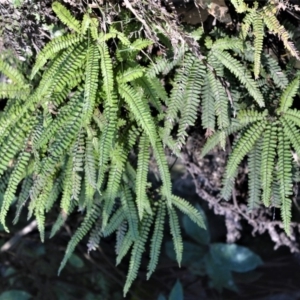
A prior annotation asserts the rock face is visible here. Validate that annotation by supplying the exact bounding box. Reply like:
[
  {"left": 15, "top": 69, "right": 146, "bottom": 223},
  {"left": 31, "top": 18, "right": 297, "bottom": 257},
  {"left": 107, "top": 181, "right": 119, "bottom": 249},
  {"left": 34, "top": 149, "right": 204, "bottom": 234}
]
[{"left": 170, "top": 0, "right": 232, "bottom": 25}]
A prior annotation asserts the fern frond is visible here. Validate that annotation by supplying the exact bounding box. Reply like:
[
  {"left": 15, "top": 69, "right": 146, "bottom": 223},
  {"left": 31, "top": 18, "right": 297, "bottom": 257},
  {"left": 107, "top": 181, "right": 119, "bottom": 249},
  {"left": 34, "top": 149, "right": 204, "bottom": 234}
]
[
  {"left": 237, "top": 109, "right": 267, "bottom": 125},
  {"left": 102, "top": 207, "right": 125, "bottom": 237},
  {"left": 278, "top": 77, "right": 299, "bottom": 113},
  {"left": 153, "top": 140, "right": 172, "bottom": 206},
  {"left": 52, "top": 1, "right": 81, "bottom": 33},
  {"left": 83, "top": 42, "right": 100, "bottom": 123},
  {"left": 98, "top": 43, "right": 117, "bottom": 106},
  {"left": 201, "top": 76, "right": 215, "bottom": 130},
  {"left": 147, "top": 201, "right": 166, "bottom": 280},
  {"left": 277, "top": 126, "right": 293, "bottom": 235},
  {"left": 282, "top": 117, "right": 300, "bottom": 158},
  {"left": 136, "top": 133, "right": 150, "bottom": 220},
  {"left": 253, "top": 14, "right": 264, "bottom": 79},
  {"left": 168, "top": 207, "right": 183, "bottom": 267},
  {"left": 85, "top": 138, "right": 97, "bottom": 189},
  {"left": 58, "top": 203, "right": 101, "bottom": 274},
  {"left": 201, "top": 120, "right": 244, "bottom": 157},
  {"left": 213, "top": 50, "right": 265, "bottom": 107},
  {"left": 263, "top": 54, "right": 288, "bottom": 89},
  {"left": 31, "top": 34, "right": 82, "bottom": 79},
  {"left": 117, "top": 66, "right": 145, "bottom": 84},
  {"left": 208, "top": 70, "right": 229, "bottom": 130},
  {"left": 248, "top": 140, "right": 262, "bottom": 210},
  {"left": 0, "top": 150, "right": 31, "bottom": 231},
  {"left": 118, "top": 83, "right": 157, "bottom": 146},
  {"left": 225, "top": 121, "right": 266, "bottom": 179},
  {"left": 121, "top": 185, "right": 139, "bottom": 240},
  {"left": 212, "top": 37, "right": 244, "bottom": 51},
  {"left": 263, "top": 5, "right": 300, "bottom": 60},
  {"left": 171, "top": 195, "right": 205, "bottom": 228},
  {"left": 116, "top": 231, "right": 134, "bottom": 265},
  {"left": 0, "top": 59, "right": 27, "bottom": 86},
  {"left": 123, "top": 214, "right": 153, "bottom": 296},
  {"left": 261, "top": 123, "right": 277, "bottom": 207},
  {"left": 176, "top": 60, "right": 204, "bottom": 148},
  {"left": 13, "top": 176, "right": 33, "bottom": 224},
  {"left": 0, "top": 83, "right": 30, "bottom": 100}
]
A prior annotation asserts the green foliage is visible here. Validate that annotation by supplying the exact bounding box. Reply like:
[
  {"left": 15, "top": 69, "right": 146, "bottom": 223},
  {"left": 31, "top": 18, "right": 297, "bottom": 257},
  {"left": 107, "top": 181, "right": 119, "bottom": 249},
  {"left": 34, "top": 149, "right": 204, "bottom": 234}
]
[
  {"left": 1, "top": 0, "right": 300, "bottom": 295},
  {"left": 166, "top": 206, "right": 263, "bottom": 292}
]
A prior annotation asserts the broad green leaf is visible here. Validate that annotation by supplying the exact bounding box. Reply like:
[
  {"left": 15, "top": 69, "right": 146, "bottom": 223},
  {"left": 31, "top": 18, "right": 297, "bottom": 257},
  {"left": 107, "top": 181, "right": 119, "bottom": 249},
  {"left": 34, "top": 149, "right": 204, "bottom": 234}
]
[
  {"left": 0, "top": 290, "right": 31, "bottom": 300},
  {"left": 169, "top": 280, "right": 183, "bottom": 300},
  {"left": 68, "top": 253, "right": 85, "bottom": 268},
  {"left": 210, "top": 243, "right": 263, "bottom": 273}
]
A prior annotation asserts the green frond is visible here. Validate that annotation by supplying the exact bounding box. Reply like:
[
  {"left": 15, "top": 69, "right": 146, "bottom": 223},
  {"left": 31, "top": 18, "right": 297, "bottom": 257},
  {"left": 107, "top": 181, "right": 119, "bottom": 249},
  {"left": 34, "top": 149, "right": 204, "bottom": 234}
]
[
  {"left": 52, "top": 1, "right": 81, "bottom": 33},
  {"left": 0, "top": 59, "right": 27, "bottom": 86},
  {"left": 201, "top": 76, "right": 215, "bottom": 130},
  {"left": 123, "top": 214, "right": 153, "bottom": 296},
  {"left": 97, "top": 106, "right": 117, "bottom": 189},
  {"left": 87, "top": 217, "right": 102, "bottom": 252},
  {"left": 240, "top": 10, "right": 256, "bottom": 39},
  {"left": 98, "top": 43, "right": 117, "bottom": 107},
  {"left": 134, "top": 76, "right": 166, "bottom": 113},
  {"left": 90, "top": 18, "right": 99, "bottom": 40},
  {"left": 58, "top": 203, "right": 101, "bottom": 274},
  {"left": 147, "top": 201, "right": 166, "bottom": 280},
  {"left": 130, "top": 39, "right": 153, "bottom": 51},
  {"left": 31, "top": 33, "right": 82, "bottom": 79},
  {"left": 85, "top": 138, "right": 97, "bottom": 189},
  {"left": 33, "top": 179, "right": 54, "bottom": 242},
  {"left": 263, "top": 6, "right": 300, "bottom": 60},
  {"left": 117, "top": 66, "right": 145, "bottom": 84},
  {"left": 0, "top": 83, "right": 30, "bottom": 100},
  {"left": 282, "top": 117, "right": 300, "bottom": 158},
  {"left": 176, "top": 60, "right": 205, "bottom": 148},
  {"left": 212, "top": 37, "right": 244, "bottom": 51},
  {"left": 225, "top": 121, "right": 266, "bottom": 179},
  {"left": 167, "top": 206, "right": 183, "bottom": 267},
  {"left": 81, "top": 13, "right": 90, "bottom": 35},
  {"left": 261, "top": 123, "right": 278, "bottom": 207},
  {"left": 221, "top": 168, "right": 238, "bottom": 200},
  {"left": 163, "top": 54, "right": 194, "bottom": 141},
  {"left": 201, "top": 120, "right": 244, "bottom": 157},
  {"left": 59, "top": 159, "right": 73, "bottom": 214},
  {"left": 213, "top": 50, "right": 265, "bottom": 107},
  {"left": 102, "top": 129, "right": 139, "bottom": 228},
  {"left": 247, "top": 140, "right": 262, "bottom": 210},
  {"left": 171, "top": 195, "right": 205, "bottom": 229},
  {"left": 253, "top": 14, "right": 264, "bottom": 79},
  {"left": 208, "top": 70, "right": 229, "bottom": 130},
  {"left": 116, "top": 231, "right": 134, "bottom": 265},
  {"left": 102, "top": 207, "right": 125, "bottom": 237},
  {"left": 13, "top": 176, "right": 33, "bottom": 224},
  {"left": 136, "top": 133, "right": 150, "bottom": 220},
  {"left": 83, "top": 42, "right": 100, "bottom": 123},
  {"left": 278, "top": 77, "right": 299, "bottom": 113},
  {"left": 121, "top": 185, "right": 139, "bottom": 240},
  {"left": 118, "top": 83, "right": 157, "bottom": 146},
  {"left": 0, "top": 150, "right": 31, "bottom": 231},
  {"left": 50, "top": 203, "right": 75, "bottom": 239},
  {"left": 153, "top": 140, "right": 173, "bottom": 206},
  {"left": 283, "top": 107, "right": 300, "bottom": 126},
  {"left": 263, "top": 54, "right": 288, "bottom": 89},
  {"left": 237, "top": 109, "right": 267, "bottom": 125},
  {"left": 277, "top": 126, "right": 293, "bottom": 235}
]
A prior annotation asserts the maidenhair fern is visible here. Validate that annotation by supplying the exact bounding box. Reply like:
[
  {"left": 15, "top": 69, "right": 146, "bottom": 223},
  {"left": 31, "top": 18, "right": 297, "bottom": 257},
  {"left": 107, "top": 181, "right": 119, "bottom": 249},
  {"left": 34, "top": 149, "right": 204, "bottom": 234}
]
[{"left": 1, "top": 0, "right": 300, "bottom": 295}]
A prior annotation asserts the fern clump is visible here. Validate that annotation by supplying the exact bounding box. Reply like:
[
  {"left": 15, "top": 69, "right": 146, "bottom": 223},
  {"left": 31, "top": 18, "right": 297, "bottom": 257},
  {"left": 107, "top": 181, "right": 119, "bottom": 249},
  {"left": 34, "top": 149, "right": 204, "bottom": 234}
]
[
  {"left": 203, "top": 77, "right": 300, "bottom": 235},
  {"left": 1, "top": 0, "right": 300, "bottom": 295},
  {"left": 0, "top": 2, "right": 206, "bottom": 295}
]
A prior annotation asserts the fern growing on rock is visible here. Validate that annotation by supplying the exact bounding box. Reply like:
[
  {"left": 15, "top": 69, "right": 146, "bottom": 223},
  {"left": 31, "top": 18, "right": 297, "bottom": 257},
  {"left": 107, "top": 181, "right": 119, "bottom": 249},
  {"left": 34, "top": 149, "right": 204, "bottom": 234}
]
[
  {"left": 1, "top": 0, "right": 300, "bottom": 295},
  {"left": 0, "top": 2, "right": 206, "bottom": 295}
]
